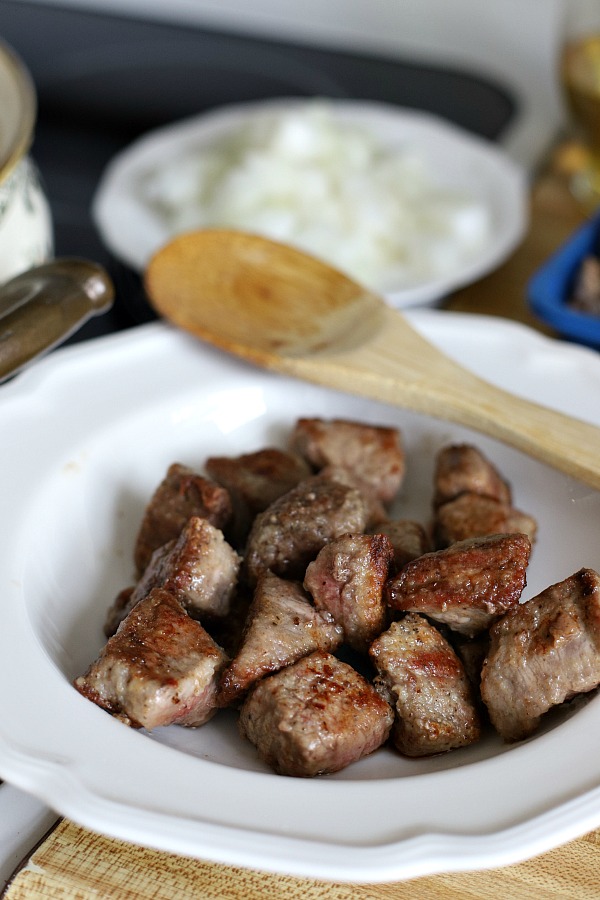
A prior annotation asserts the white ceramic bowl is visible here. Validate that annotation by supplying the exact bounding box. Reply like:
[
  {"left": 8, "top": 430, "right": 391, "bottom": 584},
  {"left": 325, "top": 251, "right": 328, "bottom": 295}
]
[
  {"left": 1, "top": 315, "right": 600, "bottom": 882},
  {"left": 92, "top": 98, "right": 527, "bottom": 308}
]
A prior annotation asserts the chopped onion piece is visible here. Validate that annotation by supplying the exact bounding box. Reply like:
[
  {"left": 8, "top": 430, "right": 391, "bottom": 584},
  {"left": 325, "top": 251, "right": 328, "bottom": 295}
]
[{"left": 139, "top": 102, "right": 491, "bottom": 292}]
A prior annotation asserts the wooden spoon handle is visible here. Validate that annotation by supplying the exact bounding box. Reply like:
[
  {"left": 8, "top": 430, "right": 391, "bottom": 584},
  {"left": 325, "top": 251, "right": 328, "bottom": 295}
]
[{"left": 268, "top": 310, "right": 600, "bottom": 490}]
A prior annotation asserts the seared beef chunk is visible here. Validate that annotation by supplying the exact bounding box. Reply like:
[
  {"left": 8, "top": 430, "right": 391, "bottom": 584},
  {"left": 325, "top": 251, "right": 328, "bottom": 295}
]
[
  {"left": 304, "top": 532, "right": 393, "bottom": 652},
  {"left": 239, "top": 650, "right": 393, "bottom": 776},
  {"left": 206, "top": 587, "right": 253, "bottom": 658},
  {"left": 75, "top": 418, "right": 600, "bottom": 777},
  {"left": 386, "top": 533, "right": 531, "bottom": 637},
  {"left": 433, "top": 493, "right": 538, "bottom": 549},
  {"left": 453, "top": 632, "right": 490, "bottom": 691},
  {"left": 107, "top": 586, "right": 134, "bottom": 630},
  {"left": 432, "top": 445, "right": 537, "bottom": 550},
  {"left": 370, "top": 614, "right": 481, "bottom": 757},
  {"left": 481, "top": 568, "right": 600, "bottom": 742},
  {"left": 290, "top": 417, "right": 405, "bottom": 504},
  {"left": 433, "top": 444, "right": 511, "bottom": 510},
  {"left": 206, "top": 448, "right": 311, "bottom": 547},
  {"left": 106, "top": 516, "right": 241, "bottom": 636},
  {"left": 218, "top": 572, "right": 343, "bottom": 707},
  {"left": 106, "top": 542, "right": 170, "bottom": 636},
  {"left": 134, "top": 463, "right": 232, "bottom": 574},
  {"left": 243, "top": 470, "right": 369, "bottom": 587},
  {"left": 75, "top": 588, "right": 228, "bottom": 730},
  {"left": 369, "top": 519, "right": 431, "bottom": 572},
  {"left": 320, "top": 465, "right": 388, "bottom": 529}
]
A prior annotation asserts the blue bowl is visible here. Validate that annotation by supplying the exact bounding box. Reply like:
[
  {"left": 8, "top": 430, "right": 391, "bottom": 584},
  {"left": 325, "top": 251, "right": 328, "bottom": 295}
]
[{"left": 528, "top": 214, "right": 600, "bottom": 349}]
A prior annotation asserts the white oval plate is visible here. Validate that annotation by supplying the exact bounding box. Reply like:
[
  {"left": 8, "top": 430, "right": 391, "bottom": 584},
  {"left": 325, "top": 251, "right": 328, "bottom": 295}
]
[
  {"left": 0, "top": 312, "right": 599, "bottom": 884},
  {"left": 92, "top": 99, "right": 527, "bottom": 308}
]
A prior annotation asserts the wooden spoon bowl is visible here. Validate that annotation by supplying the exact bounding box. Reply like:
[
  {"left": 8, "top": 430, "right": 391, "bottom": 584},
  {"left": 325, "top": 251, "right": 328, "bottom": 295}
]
[{"left": 145, "top": 229, "right": 600, "bottom": 490}]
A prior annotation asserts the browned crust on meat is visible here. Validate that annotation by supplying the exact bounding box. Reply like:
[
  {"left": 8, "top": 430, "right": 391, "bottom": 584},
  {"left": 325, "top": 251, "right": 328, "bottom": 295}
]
[
  {"left": 433, "top": 492, "right": 538, "bottom": 548},
  {"left": 370, "top": 613, "right": 481, "bottom": 757},
  {"left": 481, "top": 568, "right": 600, "bottom": 742},
  {"left": 206, "top": 448, "right": 311, "bottom": 546},
  {"left": 304, "top": 532, "right": 393, "bottom": 652},
  {"left": 75, "top": 588, "right": 229, "bottom": 730},
  {"left": 385, "top": 533, "right": 532, "bottom": 636},
  {"left": 243, "top": 471, "right": 369, "bottom": 586},
  {"left": 239, "top": 650, "right": 393, "bottom": 776},
  {"left": 217, "top": 573, "right": 343, "bottom": 706},
  {"left": 433, "top": 444, "right": 512, "bottom": 509},
  {"left": 134, "top": 463, "right": 232, "bottom": 574},
  {"left": 105, "top": 516, "right": 241, "bottom": 636},
  {"left": 290, "top": 417, "right": 405, "bottom": 503},
  {"left": 369, "top": 519, "right": 431, "bottom": 571}
]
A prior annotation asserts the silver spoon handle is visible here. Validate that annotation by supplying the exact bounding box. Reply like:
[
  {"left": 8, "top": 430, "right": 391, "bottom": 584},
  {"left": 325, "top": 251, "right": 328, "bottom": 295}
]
[{"left": 0, "top": 259, "right": 114, "bottom": 382}]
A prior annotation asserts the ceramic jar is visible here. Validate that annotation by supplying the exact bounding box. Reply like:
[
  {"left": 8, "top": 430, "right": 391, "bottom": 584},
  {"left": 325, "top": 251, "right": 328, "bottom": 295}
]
[{"left": 0, "top": 40, "right": 53, "bottom": 284}]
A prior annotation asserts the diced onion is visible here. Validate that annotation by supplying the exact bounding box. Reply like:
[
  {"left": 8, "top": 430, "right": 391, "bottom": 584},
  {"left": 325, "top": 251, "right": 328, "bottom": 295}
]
[{"left": 139, "top": 102, "right": 491, "bottom": 292}]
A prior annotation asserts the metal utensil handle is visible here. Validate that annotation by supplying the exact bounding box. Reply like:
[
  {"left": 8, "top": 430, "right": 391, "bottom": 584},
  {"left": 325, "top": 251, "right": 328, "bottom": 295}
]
[{"left": 0, "top": 258, "right": 114, "bottom": 382}]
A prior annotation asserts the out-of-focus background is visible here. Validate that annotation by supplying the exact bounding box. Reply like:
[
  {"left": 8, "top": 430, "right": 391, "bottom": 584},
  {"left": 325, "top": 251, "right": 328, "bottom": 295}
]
[
  {"left": 0, "top": 0, "right": 566, "bottom": 169},
  {"left": 0, "top": 0, "right": 569, "bottom": 329},
  {"left": 85, "top": 0, "right": 566, "bottom": 168}
]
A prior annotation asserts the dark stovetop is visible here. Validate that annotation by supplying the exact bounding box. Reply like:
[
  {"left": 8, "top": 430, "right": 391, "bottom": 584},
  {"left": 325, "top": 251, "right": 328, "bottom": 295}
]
[{"left": 0, "top": 0, "right": 517, "bottom": 343}]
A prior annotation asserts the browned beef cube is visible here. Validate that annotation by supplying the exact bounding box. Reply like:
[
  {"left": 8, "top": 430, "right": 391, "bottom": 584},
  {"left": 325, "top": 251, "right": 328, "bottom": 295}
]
[
  {"left": 218, "top": 572, "right": 343, "bottom": 707},
  {"left": 205, "top": 448, "right": 311, "bottom": 546},
  {"left": 481, "top": 568, "right": 600, "bottom": 742},
  {"left": 243, "top": 471, "right": 369, "bottom": 587},
  {"left": 290, "top": 417, "right": 405, "bottom": 504},
  {"left": 320, "top": 465, "right": 388, "bottom": 529},
  {"left": 239, "top": 651, "right": 393, "bottom": 776},
  {"left": 369, "top": 519, "right": 431, "bottom": 572},
  {"left": 107, "top": 586, "right": 134, "bottom": 630},
  {"left": 75, "top": 588, "right": 228, "bottom": 730},
  {"left": 106, "top": 545, "right": 171, "bottom": 637},
  {"left": 453, "top": 632, "right": 490, "bottom": 691},
  {"left": 304, "top": 532, "right": 393, "bottom": 652},
  {"left": 433, "top": 444, "right": 511, "bottom": 510},
  {"left": 433, "top": 492, "right": 538, "bottom": 549},
  {"left": 205, "top": 586, "right": 253, "bottom": 658},
  {"left": 370, "top": 614, "right": 481, "bottom": 757},
  {"left": 134, "top": 463, "right": 232, "bottom": 574},
  {"left": 106, "top": 516, "right": 241, "bottom": 636},
  {"left": 386, "top": 533, "right": 531, "bottom": 637}
]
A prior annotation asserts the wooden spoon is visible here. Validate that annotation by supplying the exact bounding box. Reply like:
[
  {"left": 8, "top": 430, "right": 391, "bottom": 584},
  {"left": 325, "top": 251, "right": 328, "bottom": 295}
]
[{"left": 145, "top": 229, "right": 600, "bottom": 490}]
